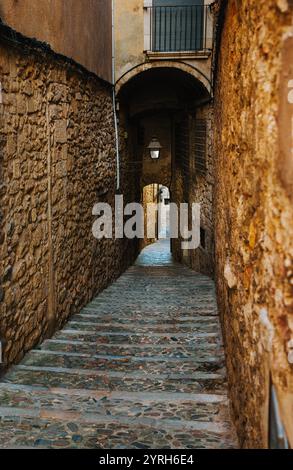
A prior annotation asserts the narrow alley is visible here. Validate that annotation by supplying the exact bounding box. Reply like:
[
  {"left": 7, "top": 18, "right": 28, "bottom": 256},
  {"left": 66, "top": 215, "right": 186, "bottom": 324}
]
[
  {"left": 0, "top": 0, "right": 292, "bottom": 454},
  {"left": 0, "top": 241, "right": 237, "bottom": 448}
]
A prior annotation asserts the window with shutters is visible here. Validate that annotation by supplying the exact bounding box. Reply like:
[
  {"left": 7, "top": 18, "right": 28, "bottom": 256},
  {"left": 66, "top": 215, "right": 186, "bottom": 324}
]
[
  {"left": 192, "top": 118, "right": 207, "bottom": 175},
  {"left": 175, "top": 118, "right": 189, "bottom": 174},
  {"left": 175, "top": 117, "right": 190, "bottom": 201},
  {"left": 144, "top": 0, "right": 214, "bottom": 53},
  {"left": 152, "top": 0, "right": 205, "bottom": 52}
]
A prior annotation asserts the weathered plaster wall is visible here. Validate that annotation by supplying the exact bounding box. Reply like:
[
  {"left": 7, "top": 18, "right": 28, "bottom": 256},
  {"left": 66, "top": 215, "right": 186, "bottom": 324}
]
[
  {"left": 0, "top": 0, "right": 112, "bottom": 82},
  {"left": 0, "top": 33, "right": 137, "bottom": 368},
  {"left": 214, "top": 0, "right": 293, "bottom": 448},
  {"left": 115, "top": 0, "right": 145, "bottom": 82}
]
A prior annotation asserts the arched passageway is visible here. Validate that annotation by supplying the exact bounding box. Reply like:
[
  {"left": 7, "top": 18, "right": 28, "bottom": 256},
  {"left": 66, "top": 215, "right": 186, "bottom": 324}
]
[
  {"left": 117, "top": 66, "right": 214, "bottom": 276},
  {"left": 141, "top": 183, "right": 171, "bottom": 250}
]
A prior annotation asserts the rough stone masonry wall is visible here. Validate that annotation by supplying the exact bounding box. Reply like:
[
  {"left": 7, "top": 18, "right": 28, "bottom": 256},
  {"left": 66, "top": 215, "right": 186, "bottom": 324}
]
[
  {"left": 214, "top": 0, "right": 293, "bottom": 448},
  {"left": 0, "top": 31, "right": 137, "bottom": 368}
]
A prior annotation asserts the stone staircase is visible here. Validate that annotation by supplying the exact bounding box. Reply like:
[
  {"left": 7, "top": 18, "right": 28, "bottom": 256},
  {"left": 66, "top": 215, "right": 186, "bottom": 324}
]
[{"left": 0, "top": 241, "right": 238, "bottom": 449}]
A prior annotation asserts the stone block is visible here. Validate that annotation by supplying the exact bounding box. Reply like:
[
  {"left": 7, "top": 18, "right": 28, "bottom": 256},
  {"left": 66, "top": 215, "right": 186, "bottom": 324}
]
[{"left": 55, "top": 119, "right": 67, "bottom": 144}]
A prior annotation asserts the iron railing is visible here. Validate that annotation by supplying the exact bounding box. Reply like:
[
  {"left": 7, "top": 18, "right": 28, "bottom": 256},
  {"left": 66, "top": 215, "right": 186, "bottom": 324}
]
[{"left": 145, "top": 5, "right": 212, "bottom": 53}]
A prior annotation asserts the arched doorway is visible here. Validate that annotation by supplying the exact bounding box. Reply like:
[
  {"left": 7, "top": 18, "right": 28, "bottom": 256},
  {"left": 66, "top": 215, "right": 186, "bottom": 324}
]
[{"left": 141, "top": 183, "right": 171, "bottom": 252}]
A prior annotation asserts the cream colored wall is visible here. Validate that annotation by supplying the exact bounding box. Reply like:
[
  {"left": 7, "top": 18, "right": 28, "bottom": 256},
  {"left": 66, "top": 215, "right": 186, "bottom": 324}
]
[
  {"left": 0, "top": 0, "right": 113, "bottom": 82},
  {"left": 115, "top": 0, "right": 145, "bottom": 82},
  {"left": 114, "top": 0, "right": 213, "bottom": 87}
]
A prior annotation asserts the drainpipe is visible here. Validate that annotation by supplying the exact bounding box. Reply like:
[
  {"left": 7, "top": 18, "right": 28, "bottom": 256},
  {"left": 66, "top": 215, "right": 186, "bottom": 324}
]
[{"left": 112, "top": 0, "right": 120, "bottom": 192}]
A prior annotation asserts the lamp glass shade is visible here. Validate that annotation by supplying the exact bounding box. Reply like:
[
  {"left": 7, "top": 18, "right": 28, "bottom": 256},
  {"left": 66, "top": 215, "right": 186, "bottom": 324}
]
[
  {"left": 147, "top": 137, "right": 162, "bottom": 160},
  {"left": 150, "top": 149, "right": 160, "bottom": 159}
]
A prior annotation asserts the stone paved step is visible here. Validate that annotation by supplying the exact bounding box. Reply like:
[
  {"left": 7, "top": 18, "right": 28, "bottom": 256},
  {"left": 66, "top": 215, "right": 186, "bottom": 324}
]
[
  {"left": 0, "top": 411, "right": 231, "bottom": 434},
  {"left": 92, "top": 292, "right": 216, "bottom": 297},
  {"left": 81, "top": 307, "right": 217, "bottom": 315},
  {"left": 38, "top": 339, "right": 224, "bottom": 357},
  {"left": 0, "top": 416, "right": 236, "bottom": 449},
  {"left": 4, "top": 367, "right": 227, "bottom": 393},
  {"left": 91, "top": 297, "right": 216, "bottom": 302},
  {"left": 54, "top": 330, "right": 221, "bottom": 346},
  {"left": 74, "top": 313, "right": 219, "bottom": 325},
  {"left": 81, "top": 306, "right": 218, "bottom": 316},
  {"left": 0, "top": 383, "right": 229, "bottom": 407},
  {"left": 63, "top": 321, "right": 219, "bottom": 334},
  {"left": 20, "top": 350, "right": 226, "bottom": 374},
  {"left": 0, "top": 385, "right": 232, "bottom": 427}
]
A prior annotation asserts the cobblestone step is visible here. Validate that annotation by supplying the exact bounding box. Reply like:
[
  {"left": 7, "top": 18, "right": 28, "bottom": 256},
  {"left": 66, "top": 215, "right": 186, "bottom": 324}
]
[
  {"left": 4, "top": 366, "right": 227, "bottom": 393},
  {"left": 0, "top": 384, "right": 232, "bottom": 426},
  {"left": 82, "top": 306, "right": 218, "bottom": 316},
  {"left": 64, "top": 320, "right": 219, "bottom": 334},
  {"left": 88, "top": 296, "right": 216, "bottom": 303},
  {"left": 0, "top": 416, "right": 236, "bottom": 449},
  {"left": 20, "top": 350, "right": 226, "bottom": 374},
  {"left": 38, "top": 339, "right": 224, "bottom": 357},
  {"left": 53, "top": 329, "right": 221, "bottom": 346},
  {"left": 0, "top": 383, "right": 229, "bottom": 406},
  {"left": 0, "top": 411, "right": 232, "bottom": 433},
  {"left": 75, "top": 313, "right": 219, "bottom": 325},
  {"left": 82, "top": 306, "right": 217, "bottom": 314}
]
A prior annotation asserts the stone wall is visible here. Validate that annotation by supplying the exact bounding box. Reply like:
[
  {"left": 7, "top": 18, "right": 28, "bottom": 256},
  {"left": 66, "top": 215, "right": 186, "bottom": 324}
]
[
  {"left": 0, "top": 28, "right": 137, "bottom": 368},
  {"left": 214, "top": 0, "right": 293, "bottom": 448}
]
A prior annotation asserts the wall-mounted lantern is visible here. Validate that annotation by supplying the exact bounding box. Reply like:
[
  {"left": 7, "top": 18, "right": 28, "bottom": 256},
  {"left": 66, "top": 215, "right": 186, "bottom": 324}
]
[{"left": 147, "top": 136, "right": 162, "bottom": 160}]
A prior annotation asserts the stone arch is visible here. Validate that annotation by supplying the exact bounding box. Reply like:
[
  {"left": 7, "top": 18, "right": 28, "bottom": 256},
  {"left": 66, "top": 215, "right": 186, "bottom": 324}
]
[{"left": 115, "top": 60, "right": 212, "bottom": 96}]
